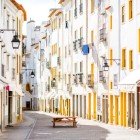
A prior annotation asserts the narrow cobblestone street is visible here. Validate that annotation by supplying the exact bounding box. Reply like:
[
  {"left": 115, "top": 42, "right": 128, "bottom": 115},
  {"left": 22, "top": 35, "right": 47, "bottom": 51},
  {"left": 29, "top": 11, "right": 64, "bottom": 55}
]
[{"left": 0, "top": 111, "right": 140, "bottom": 140}]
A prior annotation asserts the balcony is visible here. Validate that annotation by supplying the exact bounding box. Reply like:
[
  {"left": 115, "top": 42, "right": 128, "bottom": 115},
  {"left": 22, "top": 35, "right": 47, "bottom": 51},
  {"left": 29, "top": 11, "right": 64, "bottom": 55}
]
[
  {"left": 79, "top": 3, "right": 83, "bottom": 14},
  {"left": 12, "top": 68, "right": 15, "bottom": 80},
  {"left": 87, "top": 74, "right": 94, "bottom": 88},
  {"left": 73, "top": 40, "right": 77, "bottom": 52},
  {"left": 1, "top": 64, "right": 5, "bottom": 77},
  {"left": 78, "top": 38, "right": 83, "bottom": 49},
  {"left": 57, "top": 57, "right": 61, "bottom": 66},
  {"left": 99, "top": 28, "right": 106, "bottom": 42},
  {"left": 78, "top": 73, "right": 83, "bottom": 84},
  {"left": 73, "top": 74, "right": 78, "bottom": 85},
  {"left": 46, "top": 61, "right": 51, "bottom": 69},
  {"left": 74, "top": 8, "right": 77, "bottom": 17}
]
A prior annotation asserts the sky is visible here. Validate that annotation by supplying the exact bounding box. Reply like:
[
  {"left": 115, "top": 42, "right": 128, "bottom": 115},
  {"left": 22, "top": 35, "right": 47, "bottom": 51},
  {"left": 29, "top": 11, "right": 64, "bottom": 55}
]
[{"left": 16, "top": 0, "right": 59, "bottom": 34}]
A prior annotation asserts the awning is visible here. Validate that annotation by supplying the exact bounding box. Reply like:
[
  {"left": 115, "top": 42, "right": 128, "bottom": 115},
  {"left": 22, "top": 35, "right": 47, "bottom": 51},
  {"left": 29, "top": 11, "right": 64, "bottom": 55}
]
[{"left": 118, "top": 69, "right": 140, "bottom": 92}]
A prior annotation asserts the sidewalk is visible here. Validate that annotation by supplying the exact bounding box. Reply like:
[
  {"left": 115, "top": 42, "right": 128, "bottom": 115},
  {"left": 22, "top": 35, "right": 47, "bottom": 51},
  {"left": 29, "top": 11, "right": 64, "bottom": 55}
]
[{"left": 0, "top": 114, "right": 35, "bottom": 140}]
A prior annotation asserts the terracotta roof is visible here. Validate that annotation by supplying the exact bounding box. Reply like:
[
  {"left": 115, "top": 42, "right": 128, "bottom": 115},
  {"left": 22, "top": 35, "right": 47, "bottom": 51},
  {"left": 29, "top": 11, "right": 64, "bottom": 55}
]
[
  {"left": 55, "top": 11, "right": 62, "bottom": 16},
  {"left": 44, "top": 22, "right": 51, "bottom": 27},
  {"left": 10, "top": 0, "right": 27, "bottom": 21},
  {"left": 48, "top": 9, "right": 57, "bottom": 17},
  {"left": 58, "top": 0, "right": 65, "bottom": 4}
]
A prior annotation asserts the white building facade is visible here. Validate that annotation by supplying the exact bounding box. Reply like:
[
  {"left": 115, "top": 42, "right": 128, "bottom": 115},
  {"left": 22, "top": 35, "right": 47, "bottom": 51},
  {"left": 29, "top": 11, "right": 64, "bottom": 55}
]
[{"left": 0, "top": 0, "right": 26, "bottom": 131}]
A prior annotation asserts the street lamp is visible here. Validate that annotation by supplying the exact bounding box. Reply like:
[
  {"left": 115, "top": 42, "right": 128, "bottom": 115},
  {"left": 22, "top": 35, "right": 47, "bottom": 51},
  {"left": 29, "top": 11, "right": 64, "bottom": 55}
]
[
  {"left": 0, "top": 29, "right": 20, "bottom": 49},
  {"left": 30, "top": 71, "right": 35, "bottom": 78},
  {"left": 102, "top": 61, "right": 109, "bottom": 71},
  {"left": 11, "top": 34, "right": 20, "bottom": 49},
  {"left": 101, "top": 56, "right": 120, "bottom": 71}
]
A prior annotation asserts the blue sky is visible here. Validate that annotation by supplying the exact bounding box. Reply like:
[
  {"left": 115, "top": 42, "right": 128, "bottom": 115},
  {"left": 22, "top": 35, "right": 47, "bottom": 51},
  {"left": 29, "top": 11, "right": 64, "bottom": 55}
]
[{"left": 16, "top": 0, "right": 58, "bottom": 34}]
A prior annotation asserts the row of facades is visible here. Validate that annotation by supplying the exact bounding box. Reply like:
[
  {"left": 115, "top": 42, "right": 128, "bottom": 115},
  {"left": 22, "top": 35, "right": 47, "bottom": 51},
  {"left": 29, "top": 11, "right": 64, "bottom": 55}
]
[
  {"left": 0, "top": 0, "right": 26, "bottom": 132},
  {"left": 23, "top": 0, "right": 140, "bottom": 130}
]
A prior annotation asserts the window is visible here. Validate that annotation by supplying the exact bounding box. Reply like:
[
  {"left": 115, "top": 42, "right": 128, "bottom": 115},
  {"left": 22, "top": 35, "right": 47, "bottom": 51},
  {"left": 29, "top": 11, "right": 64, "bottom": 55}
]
[
  {"left": 122, "top": 5, "right": 125, "bottom": 23},
  {"left": 17, "top": 17, "right": 19, "bottom": 34},
  {"left": 65, "top": 74, "right": 66, "bottom": 84},
  {"left": 58, "top": 47, "right": 60, "bottom": 56},
  {"left": 69, "top": 11, "right": 71, "bottom": 21},
  {"left": 65, "top": 46, "right": 67, "bottom": 58},
  {"left": 80, "top": 0, "right": 83, "bottom": 14},
  {"left": 59, "top": 18, "right": 61, "bottom": 28},
  {"left": 109, "top": 15, "right": 112, "bottom": 29},
  {"left": 68, "top": 74, "right": 71, "bottom": 84},
  {"left": 75, "top": 0, "right": 77, "bottom": 8},
  {"left": 109, "top": 48, "right": 113, "bottom": 65},
  {"left": 75, "top": 30, "right": 77, "bottom": 40},
  {"left": 17, "top": 55, "right": 19, "bottom": 74},
  {"left": 7, "top": 15, "right": 10, "bottom": 29},
  {"left": 122, "top": 49, "right": 126, "bottom": 68},
  {"left": 91, "top": 30, "right": 94, "bottom": 43},
  {"left": 80, "top": 27, "right": 83, "bottom": 38},
  {"left": 68, "top": 44, "right": 71, "bottom": 55},
  {"left": 59, "top": 72, "right": 61, "bottom": 81},
  {"left": 138, "top": 29, "right": 140, "bottom": 53},
  {"left": 75, "top": 63, "right": 77, "bottom": 73},
  {"left": 129, "top": 0, "right": 133, "bottom": 19},
  {"left": 91, "top": 0, "right": 94, "bottom": 13},
  {"left": 80, "top": 61, "right": 83, "bottom": 72},
  {"left": 7, "top": 55, "right": 9, "bottom": 70},
  {"left": 19, "top": 20, "right": 21, "bottom": 36},
  {"left": 129, "top": 50, "right": 133, "bottom": 69},
  {"left": 114, "top": 74, "right": 118, "bottom": 86},
  {"left": 12, "top": 19, "right": 15, "bottom": 31}
]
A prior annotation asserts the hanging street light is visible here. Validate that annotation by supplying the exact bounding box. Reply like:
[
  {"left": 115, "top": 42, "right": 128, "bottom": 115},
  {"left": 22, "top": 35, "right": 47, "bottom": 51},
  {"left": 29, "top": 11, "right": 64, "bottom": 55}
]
[
  {"left": 103, "top": 61, "right": 109, "bottom": 71},
  {"left": 30, "top": 71, "right": 35, "bottom": 78},
  {"left": 11, "top": 34, "right": 20, "bottom": 49}
]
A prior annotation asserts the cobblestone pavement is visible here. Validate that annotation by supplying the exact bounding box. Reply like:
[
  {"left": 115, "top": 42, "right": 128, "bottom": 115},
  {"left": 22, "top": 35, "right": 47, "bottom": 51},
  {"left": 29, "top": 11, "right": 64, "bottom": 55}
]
[{"left": 0, "top": 111, "right": 140, "bottom": 140}]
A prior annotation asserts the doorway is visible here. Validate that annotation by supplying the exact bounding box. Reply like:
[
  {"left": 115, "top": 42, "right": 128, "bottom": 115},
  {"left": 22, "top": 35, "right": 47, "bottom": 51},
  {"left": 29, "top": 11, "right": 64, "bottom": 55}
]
[
  {"left": 128, "top": 93, "right": 134, "bottom": 128},
  {"left": 114, "top": 96, "right": 119, "bottom": 125},
  {"left": 102, "top": 95, "right": 108, "bottom": 123},
  {"left": 73, "top": 95, "right": 75, "bottom": 116},
  {"left": 137, "top": 87, "right": 140, "bottom": 129},
  {"left": 8, "top": 91, "right": 13, "bottom": 125},
  {"left": 84, "top": 96, "right": 86, "bottom": 118},
  {"left": 80, "top": 95, "right": 82, "bottom": 117},
  {"left": 26, "top": 101, "right": 30, "bottom": 110},
  {"left": 88, "top": 93, "right": 91, "bottom": 119}
]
